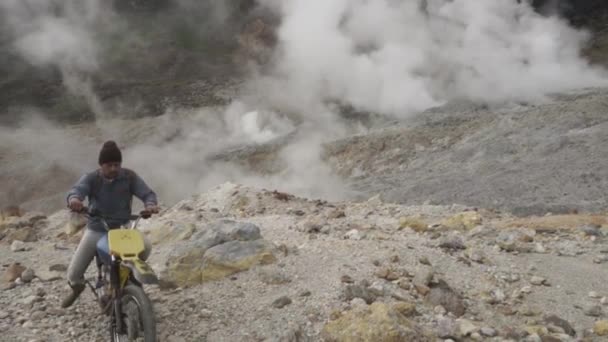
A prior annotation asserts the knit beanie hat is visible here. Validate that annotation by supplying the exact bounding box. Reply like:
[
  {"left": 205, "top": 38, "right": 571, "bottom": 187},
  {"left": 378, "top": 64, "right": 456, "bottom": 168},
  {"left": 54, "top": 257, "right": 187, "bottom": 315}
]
[{"left": 98, "top": 140, "right": 122, "bottom": 165}]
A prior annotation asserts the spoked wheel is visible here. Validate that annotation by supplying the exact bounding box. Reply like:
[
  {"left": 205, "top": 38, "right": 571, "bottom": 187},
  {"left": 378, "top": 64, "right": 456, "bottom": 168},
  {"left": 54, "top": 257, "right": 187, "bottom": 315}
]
[{"left": 110, "top": 284, "right": 157, "bottom": 342}]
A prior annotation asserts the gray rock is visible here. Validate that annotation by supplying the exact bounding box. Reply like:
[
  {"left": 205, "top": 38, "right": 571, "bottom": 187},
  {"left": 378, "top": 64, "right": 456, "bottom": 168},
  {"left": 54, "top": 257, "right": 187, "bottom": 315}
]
[
  {"left": 413, "top": 268, "right": 434, "bottom": 288},
  {"left": 22, "top": 212, "right": 46, "bottom": 225},
  {"left": 0, "top": 311, "right": 8, "bottom": 319},
  {"left": 49, "top": 264, "right": 67, "bottom": 272},
  {"left": 555, "top": 241, "right": 583, "bottom": 257},
  {"left": 480, "top": 327, "right": 497, "bottom": 337},
  {"left": 458, "top": 319, "right": 478, "bottom": 336},
  {"left": 21, "top": 269, "right": 35, "bottom": 283},
  {"left": 271, "top": 322, "right": 310, "bottom": 342},
  {"left": 272, "top": 296, "right": 292, "bottom": 309},
  {"left": 29, "top": 311, "right": 45, "bottom": 321},
  {"left": 436, "top": 317, "right": 459, "bottom": 339},
  {"left": 428, "top": 280, "right": 466, "bottom": 317},
  {"left": 259, "top": 268, "right": 291, "bottom": 285},
  {"left": 199, "top": 309, "right": 212, "bottom": 319},
  {"left": 419, "top": 256, "right": 431, "bottom": 265},
  {"left": 342, "top": 284, "right": 377, "bottom": 304},
  {"left": 530, "top": 276, "right": 546, "bottom": 286},
  {"left": 544, "top": 314, "right": 575, "bottom": 336},
  {"left": 580, "top": 225, "right": 601, "bottom": 237},
  {"left": 593, "top": 255, "right": 608, "bottom": 264},
  {"left": 368, "top": 281, "right": 386, "bottom": 297},
  {"left": 583, "top": 304, "right": 602, "bottom": 317},
  {"left": 10, "top": 240, "right": 27, "bottom": 252},
  {"left": 206, "top": 219, "right": 262, "bottom": 242},
  {"left": 22, "top": 295, "right": 40, "bottom": 306},
  {"left": 439, "top": 237, "right": 466, "bottom": 250},
  {"left": 496, "top": 232, "right": 518, "bottom": 252},
  {"left": 168, "top": 220, "right": 263, "bottom": 262},
  {"left": 299, "top": 290, "right": 311, "bottom": 297},
  {"left": 344, "top": 229, "right": 364, "bottom": 240}
]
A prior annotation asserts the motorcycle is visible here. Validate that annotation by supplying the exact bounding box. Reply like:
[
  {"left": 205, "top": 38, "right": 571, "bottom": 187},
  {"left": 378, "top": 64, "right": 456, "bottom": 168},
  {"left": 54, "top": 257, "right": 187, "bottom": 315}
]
[{"left": 80, "top": 208, "right": 158, "bottom": 342}]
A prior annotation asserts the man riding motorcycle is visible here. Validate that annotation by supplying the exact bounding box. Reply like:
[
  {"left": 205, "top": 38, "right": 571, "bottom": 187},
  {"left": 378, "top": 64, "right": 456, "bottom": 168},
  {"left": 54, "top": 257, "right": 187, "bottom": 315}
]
[{"left": 62, "top": 140, "right": 159, "bottom": 308}]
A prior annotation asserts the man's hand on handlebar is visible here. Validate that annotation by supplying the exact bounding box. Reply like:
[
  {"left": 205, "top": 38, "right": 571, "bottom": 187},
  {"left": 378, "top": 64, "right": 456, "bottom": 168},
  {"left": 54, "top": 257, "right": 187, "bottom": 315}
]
[
  {"left": 142, "top": 205, "right": 159, "bottom": 218},
  {"left": 144, "top": 205, "right": 159, "bottom": 214},
  {"left": 68, "top": 197, "right": 84, "bottom": 212}
]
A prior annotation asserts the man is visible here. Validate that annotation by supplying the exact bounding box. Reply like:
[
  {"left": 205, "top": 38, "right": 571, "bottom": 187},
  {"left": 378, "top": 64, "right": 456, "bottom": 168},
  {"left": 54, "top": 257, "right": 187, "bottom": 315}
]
[{"left": 62, "top": 140, "right": 159, "bottom": 308}]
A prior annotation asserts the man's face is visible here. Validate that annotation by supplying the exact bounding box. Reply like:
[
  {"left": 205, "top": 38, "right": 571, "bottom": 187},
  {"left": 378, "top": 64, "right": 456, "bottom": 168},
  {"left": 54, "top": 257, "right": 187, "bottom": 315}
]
[{"left": 100, "top": 162, "right": 121, "bottom": 179}]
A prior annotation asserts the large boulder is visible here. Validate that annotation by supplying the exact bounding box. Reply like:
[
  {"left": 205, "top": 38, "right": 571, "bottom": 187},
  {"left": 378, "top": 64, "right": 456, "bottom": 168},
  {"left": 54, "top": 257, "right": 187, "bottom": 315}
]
[
  {"left": 321, "top": 302, "right": 433, "bottom": 342},
  {"left": 0, "top": 210, "right": 46, "bottom": 243},
  {"left": 161, "top": 219, "right": 276, "bottom": 287}
]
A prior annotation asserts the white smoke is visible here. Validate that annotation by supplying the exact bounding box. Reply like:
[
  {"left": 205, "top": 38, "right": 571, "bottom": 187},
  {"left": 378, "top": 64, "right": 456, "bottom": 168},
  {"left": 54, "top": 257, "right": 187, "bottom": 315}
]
[{"left": 254, "top": 0, "right": 607, "bottom": 117}]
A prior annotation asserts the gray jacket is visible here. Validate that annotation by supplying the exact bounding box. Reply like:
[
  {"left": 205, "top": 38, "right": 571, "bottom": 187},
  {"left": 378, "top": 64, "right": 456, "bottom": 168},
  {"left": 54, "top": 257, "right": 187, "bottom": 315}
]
[{"left": 67, "top": 168, "right": 158, "bottom": 232}]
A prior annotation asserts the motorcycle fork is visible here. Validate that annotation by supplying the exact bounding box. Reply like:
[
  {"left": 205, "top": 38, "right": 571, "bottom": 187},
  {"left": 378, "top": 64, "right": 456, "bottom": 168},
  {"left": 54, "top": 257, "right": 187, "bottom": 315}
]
[{"left": 110, "top": 256, "right": 124, "bottom": 333}]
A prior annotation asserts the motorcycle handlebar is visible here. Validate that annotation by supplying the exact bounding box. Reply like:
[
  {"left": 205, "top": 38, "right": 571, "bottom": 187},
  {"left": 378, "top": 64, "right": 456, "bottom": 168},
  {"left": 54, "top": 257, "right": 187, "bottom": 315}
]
[{"left": 71, "top": 206, "right": 153, "bottom": 221}]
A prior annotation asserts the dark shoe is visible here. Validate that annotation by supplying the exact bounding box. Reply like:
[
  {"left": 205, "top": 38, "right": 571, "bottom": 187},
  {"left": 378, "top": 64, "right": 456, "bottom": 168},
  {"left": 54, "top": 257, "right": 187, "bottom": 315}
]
[{"left": 61, "top": 283, "right": 85, "bottom": 308}]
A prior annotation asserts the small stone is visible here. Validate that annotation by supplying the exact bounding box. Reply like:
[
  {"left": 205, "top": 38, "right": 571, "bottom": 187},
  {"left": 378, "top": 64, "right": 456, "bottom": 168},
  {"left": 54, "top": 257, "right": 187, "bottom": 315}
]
[
  {"left": 601, "top": 297, "right": 607, "bottom": 305},
  {"left": 594, "top": 255, "right": 608, "bottom": 264},
  {"left": 49, "top": 264, "right": 68, "bottom": 272},
  {"left": 436, "top": 317, "right": 458, "bottom": 339},
  {"left": 520, "top": 305, "right": 541, "bottom": 317},
  {"left": 30, "top": 311, "right": 45, "bottom": 321},
  {"left": 470, "top": 332, "right": 482, "bottom": 341},
  {"left": 521, "top": 286, "right": 533, "bottom": 294},
  {"left": 467, "top": 249, "right": 485, "bottom": 263},
  {"left": 0, "top": 311, "right": 8, "bottom": 319},
  {"left": 22, "top": 295, "right": 40, "bottom": 306},
  {"left": 490, "top": 289, "right": 506, "bottom": 304},
  {"left": 22, "top": 320, "right": 34, "bottom": 329},
  {"left": 393, "top": 302, "right": 417, "bottom": 317},
  {"left": 580, "top": 225, "right": 601, "bottom": 236},
  {"left": 413, "top": 268, "right": 434, "bottom": 288},
  {"left": 35, "top": 288, "right": 46, "bottom": 297},
  {"left": 480, "top": 327, "right": 497, "bottom": 337},
  {"left": 530, "top": 276, "right": 546, "bottom": 286},
  {"left": 299, "top": 290, "right": 311, "bottom": 297},
  {"left": 350, "top": 298, "right": 367, "bottom": 309},
  {"left": 368, "top": 281, "right": 385, "bottom": 297},
  {"left": 342, "top": 284, "right": 377, "bottom": 304},
  {"left": 396, "top": 278, "right": 412, "bottom": 290},
  {"left": 419, "top": 256, "right": 431, "bottom": 265},
  {"left": 434, "top": 305, "right": 447, "bottom": 315},
  {"left": 534, "top": 243, "right": 547, "bottom": 254},
  {"left": 458, "top": 319, "right": 478, "bottom": 336},
  {"left": 199, "top": 309, "right": 212, "bottom": 319},
  {"left": 428, "top": 280, "right": 466, "bottom": 317},
  {"left": 589, "top": 291, "right": 601, "bottom": 298},
  {"left": 594, "top": 320, "right": 608, "bottom": 336},
  {"left": 583, "top": 304, "right": 602, "bottom": 317},
  {"left": 272, "top": 296, "right": 292, "bottom": 309},
  {"left": 344, "top": 229, "right": 363, "bottom": 240},
  {"left": 10, "top": 240, "right": 27, "bottom": 252},
  {"left": 340, "top": 274, "right": 355, "bottom": 284},
  {"left": 439, "top": 237, "right": 466, "bottom": 250},
  {"left": 327, "top": 209, "right": 346, "bottom": 219},
  {"left": 21, "top": 269, "right": 35, "bottom": 283},
  {"left": 525, "top": 333, "right": 542, "bottom": 342},
  {"left": 544, "top": 315, "right": 575, "bottom": 336}
]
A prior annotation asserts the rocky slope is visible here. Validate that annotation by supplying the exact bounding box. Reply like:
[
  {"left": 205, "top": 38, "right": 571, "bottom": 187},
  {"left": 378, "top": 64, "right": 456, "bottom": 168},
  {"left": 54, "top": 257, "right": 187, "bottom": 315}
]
[{"left": 1, "top": 183, "right": 608, "bottom": 341}]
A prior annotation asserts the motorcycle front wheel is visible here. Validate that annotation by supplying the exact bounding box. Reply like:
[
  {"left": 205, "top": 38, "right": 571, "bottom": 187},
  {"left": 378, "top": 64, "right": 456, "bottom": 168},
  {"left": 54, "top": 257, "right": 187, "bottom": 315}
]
[{"left": 110, "top": 284, "right": 157, "bottom": 342}]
